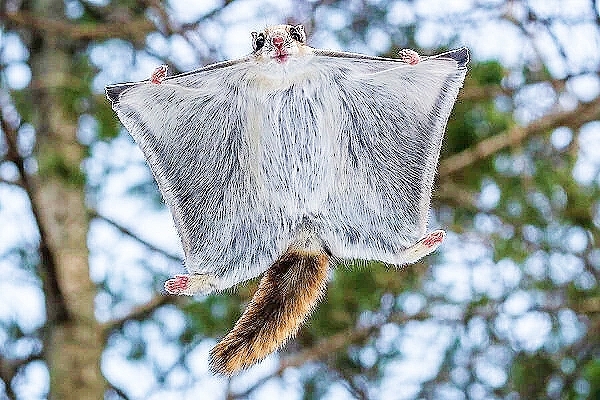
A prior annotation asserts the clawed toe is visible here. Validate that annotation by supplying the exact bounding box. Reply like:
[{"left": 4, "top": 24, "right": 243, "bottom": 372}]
[
  {"left": 151, "top": 65, "right": 168, "bottom": 84},
  {"left": 164, "top": 274, "right": 190, "bottom": 295},
  {"left": 164, "top": 273, "right": 218, "bottom": 296},
  {"left": 422, "top": 230, "right": 445, "bottom": 248},
  {"left": 399, "top": 49, "right": 420, "bottom": 65}
]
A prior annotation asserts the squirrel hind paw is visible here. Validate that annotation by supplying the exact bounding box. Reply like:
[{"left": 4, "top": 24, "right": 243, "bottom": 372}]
[
  {"left": 393, "top": 229, "right": 446, "bottom": 265},
  {"left": 164, "top": 273, "right": 218, "bottom": 296},
  {"left": 421, "top": 229, "right": 446, "bottom": 249},
  {"left": 164, "top": 275, "right": 189, "bottom": 295}
]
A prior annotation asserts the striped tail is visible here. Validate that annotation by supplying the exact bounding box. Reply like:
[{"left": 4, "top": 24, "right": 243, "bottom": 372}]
[{"left": 209, "top": 234, "right": 329, "bottom": 375}]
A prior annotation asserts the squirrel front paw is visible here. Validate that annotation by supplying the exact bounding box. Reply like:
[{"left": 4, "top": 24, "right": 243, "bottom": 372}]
[
  {"left": 399, "top": 49, "right": 420, "bottom": 65},
  {"left": 150, "top": 65, "right": 168, "bottom": 84}
]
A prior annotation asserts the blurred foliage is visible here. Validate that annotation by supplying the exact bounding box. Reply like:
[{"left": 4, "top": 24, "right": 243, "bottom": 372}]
[
  {"left": 37, "top": 149, "right": 86, "bottom": 186},
  {"left": 1, "top": 0, "right": 599, "bottom": 399},
  {"left": 510, "top": 353, "right": 555, "bottom": 398}
]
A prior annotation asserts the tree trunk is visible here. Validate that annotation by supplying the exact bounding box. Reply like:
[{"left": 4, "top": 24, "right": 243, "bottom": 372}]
[{"left": 27, "top": 0, "right": 105, "bottom": 398}]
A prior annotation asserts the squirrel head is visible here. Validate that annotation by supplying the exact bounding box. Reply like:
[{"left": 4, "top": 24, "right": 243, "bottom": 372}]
[{"left": 250, "top": 24, "right": 312, "bottom": 64}]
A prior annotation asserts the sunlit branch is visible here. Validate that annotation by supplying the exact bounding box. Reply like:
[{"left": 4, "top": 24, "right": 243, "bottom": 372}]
[
  {"left": 459, "top": 84, "right": 509, "bottom": 101},
  {"left": 439, "top": 95, "right": 600, "bottom": 177},
  {"left": 436, "top": 181, "right": 477, "bottom": 210}
]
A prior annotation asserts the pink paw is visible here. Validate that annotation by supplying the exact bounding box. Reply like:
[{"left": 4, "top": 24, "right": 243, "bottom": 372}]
[
  {"left": 422, "top": 230, "right": 445, "bottom": 248},
  {"left": 399, "top": 49, "right": 420, "bottom": 65},
  {"left": 164, "top": 274, "right": 189, "bottom": 295},
  {"left": 150, "top": 65, "right": 168, "bottom": 84}
]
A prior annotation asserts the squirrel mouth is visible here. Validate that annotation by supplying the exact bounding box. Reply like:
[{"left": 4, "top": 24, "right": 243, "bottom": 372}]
[{"left": 274, "top": 52, "right": 289, "bottom": 63}]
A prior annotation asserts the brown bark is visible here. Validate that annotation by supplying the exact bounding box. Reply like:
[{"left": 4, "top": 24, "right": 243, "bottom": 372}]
[
  {"left": 3, "top": 9, "right": 154, "bottom": 41},
  {"left": 26, "top": 0, "right": 105, "bottom": 398}
]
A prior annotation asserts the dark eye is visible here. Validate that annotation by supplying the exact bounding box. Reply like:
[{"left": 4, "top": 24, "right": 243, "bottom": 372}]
[
  {"left": 253, "top": 33, "right": 265, "bottom": 52},
  {"left": 289, "top": 26, "right": 305, "bottom": 43}
]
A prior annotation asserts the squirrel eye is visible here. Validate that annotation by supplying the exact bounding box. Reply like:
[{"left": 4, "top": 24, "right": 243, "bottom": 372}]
[
  {"left": 253, "top": 33, "right": 266, "bottom": 51},
  {"left": 289, "top": 26, "right": 305, "bottom": 43}
]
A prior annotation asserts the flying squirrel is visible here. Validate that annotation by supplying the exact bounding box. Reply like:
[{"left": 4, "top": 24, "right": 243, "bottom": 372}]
[{"left": 106, "top": 24, "right": 468, "bottom": 375}]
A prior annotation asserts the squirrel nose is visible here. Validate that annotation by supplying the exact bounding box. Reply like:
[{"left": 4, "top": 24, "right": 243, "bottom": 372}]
[{"left": 272, "top": 36, "right": 284, "bottom": 47}]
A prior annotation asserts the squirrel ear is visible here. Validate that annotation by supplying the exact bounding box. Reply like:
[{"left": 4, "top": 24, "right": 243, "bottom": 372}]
[
  {"left": 290, "top": 24, "right": 306, "bottom": 43},
  {"left": 250, "top": 31, "right": 265, "bottom": 52},
  {"left": 298, "top": 25, "right": 306, "bottom": 41}
]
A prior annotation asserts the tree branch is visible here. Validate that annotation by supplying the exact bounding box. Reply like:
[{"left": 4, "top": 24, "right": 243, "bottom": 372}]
[
  {"left": 2, "top": 10, "right": 154, "bottom": 41},
  {"left": 279, "top": 325, "right": 378, "bottom": 371},
  {"left": 106, "top": 383, "right": 132, "bottom": 400},
  {"left": 0, "top": 177, "right": 23, "bottom": 187},
  {"left": 459, "top": 84, "right": 510, "bottom": 101},
  {"left": 0, "top": 353, "right": 42, "bottom": 400},
  {"left": 439, "top": 96, "right": 600, "bottom": 177},
  {"left": 89, "top": 210, "right": 182, "bottom": 263},
  {"left": 101, "top": 294, "right": 180, "bottom": 333},
  {"left": 0, "top": 104, "right": 70, "bottom": 323},
  {"left": 233, "top": 311, "right": 431, "bottom": 399}
]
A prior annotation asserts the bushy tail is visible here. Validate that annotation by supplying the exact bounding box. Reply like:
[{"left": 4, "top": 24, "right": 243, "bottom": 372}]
[{"left": 209, "top": 236, "right": 330, "bottom": 375}]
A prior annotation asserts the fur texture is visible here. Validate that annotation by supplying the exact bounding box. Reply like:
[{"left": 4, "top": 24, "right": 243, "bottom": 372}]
[
  {"left": 106, "top": 44, "right": 468, "bottom": 290},
  {"left": 106, "top": 24, "right": 468, "bottom": 375},
  {"left": 210, "top": 233, "right": 329, "bottom": 375}
]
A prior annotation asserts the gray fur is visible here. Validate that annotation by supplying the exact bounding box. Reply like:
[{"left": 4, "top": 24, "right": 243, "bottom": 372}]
[{"left": 106, "top": 36, "right": 467, "bottom": 291}]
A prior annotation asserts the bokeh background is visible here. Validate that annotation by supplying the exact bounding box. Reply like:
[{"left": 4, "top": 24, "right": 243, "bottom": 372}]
[{"left": 1, "top": 0, "right": 599, "bottom": 399}]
